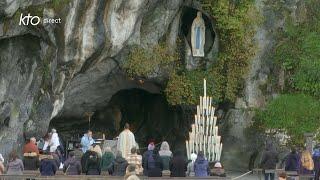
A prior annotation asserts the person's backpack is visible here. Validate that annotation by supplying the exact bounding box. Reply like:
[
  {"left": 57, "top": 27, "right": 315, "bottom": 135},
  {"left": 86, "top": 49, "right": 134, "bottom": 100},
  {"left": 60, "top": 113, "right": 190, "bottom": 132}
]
[{"left": 147, "top": 153, "right": 156, "bottom": 169}]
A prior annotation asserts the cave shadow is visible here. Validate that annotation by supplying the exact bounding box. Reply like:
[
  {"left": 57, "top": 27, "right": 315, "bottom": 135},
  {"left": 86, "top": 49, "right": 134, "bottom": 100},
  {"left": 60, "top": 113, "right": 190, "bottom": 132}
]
[{"left": 50, "top": 88, "right": 194, "bottom": 153}]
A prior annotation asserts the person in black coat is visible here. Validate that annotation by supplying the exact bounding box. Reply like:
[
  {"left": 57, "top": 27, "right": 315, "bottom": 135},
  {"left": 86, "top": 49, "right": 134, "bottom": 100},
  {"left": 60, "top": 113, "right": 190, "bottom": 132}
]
[
  {"left": 108, "top": 151, "right": 128, "bottom": 176},
  {"left": 147, "top": 149, "right": 163, "bottom": 177},
  {"left": 39, "top": 153, "right": 58, "bottom": 176},
  {"left": 284, "top": 148, "right": 300, "bottom": 172},
  {"left": 170, "top": 151, "right": 187, "bottom": 177},
  {"left": 142, "top": 143, "right": 155, "bottom": 176},
  {"left": 83, "top": 150, "right": 101, "bottom": 175},
  {"left": 260, "top": 143, "right": 278, "bottom": 180},
  {"left": 23, "top": 153, "right": 40, "bottom": 170}
]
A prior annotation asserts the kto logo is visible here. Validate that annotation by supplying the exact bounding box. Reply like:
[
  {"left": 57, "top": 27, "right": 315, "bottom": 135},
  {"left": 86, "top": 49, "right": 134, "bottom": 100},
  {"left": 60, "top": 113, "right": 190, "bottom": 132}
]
[{"left": 19, "top": 13, "right": 41, "bottom": 25}]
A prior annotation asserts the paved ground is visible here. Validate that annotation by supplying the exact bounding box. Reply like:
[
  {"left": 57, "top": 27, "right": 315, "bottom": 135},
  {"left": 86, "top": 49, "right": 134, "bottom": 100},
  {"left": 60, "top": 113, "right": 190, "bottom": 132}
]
[{"left": 227, "top": 171, "right": 274, "bottom": 180}]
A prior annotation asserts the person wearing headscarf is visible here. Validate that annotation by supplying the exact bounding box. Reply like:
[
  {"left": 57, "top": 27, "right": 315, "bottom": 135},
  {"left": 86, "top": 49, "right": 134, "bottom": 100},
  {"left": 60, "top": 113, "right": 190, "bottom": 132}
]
[
  {"left": 194, "top": 151, "right": 210, "bottom": 177},
  {"left": 142, "top": 142, "right": 155, "bottom": 176},
  {"left": 158, "top": 141, "right": 172, "bottom": 172},
  {"left": 187, "top": 153, "right": 197, "bottom": 176},
  {"left": 101, "top": 146, "right": 115, "bottom": 172}
]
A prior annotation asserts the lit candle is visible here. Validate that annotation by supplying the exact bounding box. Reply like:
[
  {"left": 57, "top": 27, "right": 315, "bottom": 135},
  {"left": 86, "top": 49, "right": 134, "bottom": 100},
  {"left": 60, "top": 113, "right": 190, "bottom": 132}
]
[
  {"left": 219, "top": 143, "right": 223, "bottom": 161},
  {"left": 204, "top": 79, "right": 206, "bottom": 97},
  {"left": 200, "top": 96, "right": 203, "bottom": 115},
  {"left": 186, "top": 141, "right": 190, "bottom": 160},
  {"left": 197, "top": 105, "right": 199, "bottom": 116}
]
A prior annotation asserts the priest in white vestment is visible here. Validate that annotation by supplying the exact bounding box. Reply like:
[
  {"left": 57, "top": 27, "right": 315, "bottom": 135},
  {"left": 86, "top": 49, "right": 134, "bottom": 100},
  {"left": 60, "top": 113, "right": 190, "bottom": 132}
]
[{"left": 117, "top": 123, "right": 137, "bottom": 159}]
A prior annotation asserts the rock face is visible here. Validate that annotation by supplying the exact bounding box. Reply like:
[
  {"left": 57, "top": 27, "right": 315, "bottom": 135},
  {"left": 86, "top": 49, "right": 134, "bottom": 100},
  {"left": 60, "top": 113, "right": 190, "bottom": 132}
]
[
  {"left": 221, "top": 0, "right": 308, "bottom": 170},
  {"left": 0, "top": 0, "right": 218, "bottom": 158},
  {"left": 0, "top": 0, "right": 306, "bottom": 170}
]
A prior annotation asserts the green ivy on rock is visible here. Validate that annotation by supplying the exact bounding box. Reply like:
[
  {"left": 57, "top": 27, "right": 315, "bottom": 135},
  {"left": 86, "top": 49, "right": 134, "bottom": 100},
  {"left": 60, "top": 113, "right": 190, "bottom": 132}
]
[
  {"left": 165, "top": 0, "right": 258, "bottom": 105},
  {"left": 251, "top": 0, "right": 320, "bottom": 146},
  {"left": 255, "top": 94, "right": 320, "bottom": 145},
  {"left": 123, "top": 44, "right": 179, "bottom": 78}
]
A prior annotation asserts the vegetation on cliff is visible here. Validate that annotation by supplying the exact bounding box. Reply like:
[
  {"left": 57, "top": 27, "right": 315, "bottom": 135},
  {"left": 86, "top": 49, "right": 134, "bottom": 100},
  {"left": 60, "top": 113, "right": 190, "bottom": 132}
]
[
  {"left": 254, "top": 0, "right": 320, "bottom": 145},
  {"left": 165, "top": 0, "right": 258, "bottom": 105},
  {"left": 124, "top": 0, "right": 258, "bottom": 105}
]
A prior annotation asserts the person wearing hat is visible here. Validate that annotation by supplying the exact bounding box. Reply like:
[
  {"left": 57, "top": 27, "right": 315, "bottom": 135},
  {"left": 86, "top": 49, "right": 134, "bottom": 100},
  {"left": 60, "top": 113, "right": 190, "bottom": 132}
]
[
  {"left": 210, "top": 162, "right": 226, "bottom": 177},
  {"left": 142, "top": 142, "right": 155, "bottom": 176}
]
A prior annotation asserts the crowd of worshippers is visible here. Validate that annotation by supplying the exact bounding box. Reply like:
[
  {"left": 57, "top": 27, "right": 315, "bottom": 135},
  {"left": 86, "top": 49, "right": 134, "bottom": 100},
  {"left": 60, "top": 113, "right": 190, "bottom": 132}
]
[
  {"left": 0, "top": 124, "right": 226, "bottom": 179},
  {"left": 259, "top": 142, "right": 320, "bottom": 180}
]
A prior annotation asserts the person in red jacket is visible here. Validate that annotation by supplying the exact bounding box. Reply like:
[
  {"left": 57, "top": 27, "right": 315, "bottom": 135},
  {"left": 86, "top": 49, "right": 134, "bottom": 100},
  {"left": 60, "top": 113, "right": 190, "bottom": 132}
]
[{"left": 23, "top": 137, "right": 39, "bottom": 155}]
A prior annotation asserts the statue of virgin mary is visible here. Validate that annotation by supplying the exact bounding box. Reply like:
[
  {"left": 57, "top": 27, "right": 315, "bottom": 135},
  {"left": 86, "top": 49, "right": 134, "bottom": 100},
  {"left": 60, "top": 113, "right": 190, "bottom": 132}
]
[{"left": 191, "top": 11, "right": 205, "bottom": 57}]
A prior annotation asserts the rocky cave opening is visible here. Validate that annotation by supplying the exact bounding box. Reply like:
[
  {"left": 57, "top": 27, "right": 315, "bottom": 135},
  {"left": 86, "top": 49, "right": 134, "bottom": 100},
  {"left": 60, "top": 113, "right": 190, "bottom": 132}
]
[{"left": 49, "top": 88, "right": 193, "bottom": 152}]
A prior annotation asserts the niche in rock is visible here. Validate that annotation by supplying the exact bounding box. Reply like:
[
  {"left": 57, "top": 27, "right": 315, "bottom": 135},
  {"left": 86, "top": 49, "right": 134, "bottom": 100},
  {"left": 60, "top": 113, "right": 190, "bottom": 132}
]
[
  {"left": 181, "top": 7, "right": 215, "bottom": 56},
  {"left": 50, "top": 88, "right": 193, "bottom": 151}
]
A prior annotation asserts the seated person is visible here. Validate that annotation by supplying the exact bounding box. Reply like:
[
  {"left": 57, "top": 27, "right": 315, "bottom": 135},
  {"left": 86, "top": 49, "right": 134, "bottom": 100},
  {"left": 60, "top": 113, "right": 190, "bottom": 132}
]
[
  {"left": 108, "top": 151, "right": 128, "bottom": 176},
  {"left": 210, "top": 162, "right": 226, "bottom": 177},
  {"left": 82, "top": 146, "right": 101, "bottom": 175},
  {"left": 23, "top": 137, "right": 39, "bottom": 155},
  {"left": 63, "top": 151, "right": 82, "bottom": 175},
  {"left": 39, "top": 151, "right": 57, "bottom": 176},
  {"left": 23, "top": 152, "right": 39, "bottom": 170}
]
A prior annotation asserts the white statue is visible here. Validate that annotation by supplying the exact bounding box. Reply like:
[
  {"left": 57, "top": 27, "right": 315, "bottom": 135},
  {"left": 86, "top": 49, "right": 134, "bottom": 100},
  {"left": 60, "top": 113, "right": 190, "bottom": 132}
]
[{"left": 191, "top": 11, "right": 206, "bottom": 57}]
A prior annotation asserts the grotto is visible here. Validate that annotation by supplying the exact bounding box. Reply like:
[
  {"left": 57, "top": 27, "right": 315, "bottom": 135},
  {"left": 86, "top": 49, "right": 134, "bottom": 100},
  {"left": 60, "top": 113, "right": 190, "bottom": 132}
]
[
  {"left": 50, "top": 88, "right": 193, "bottom": 152},
  {"left": 0, "top": 0, "right": 316, "bottom": 175}
]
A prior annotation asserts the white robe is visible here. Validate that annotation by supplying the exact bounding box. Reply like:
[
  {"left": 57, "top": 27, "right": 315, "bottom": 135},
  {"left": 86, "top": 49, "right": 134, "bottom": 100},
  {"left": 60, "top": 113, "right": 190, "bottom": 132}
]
[
  {"left": 117, "top": 129, "right": 137, "bottom": 158},
  {"left": 50, "top": 133, "right": 60, "bottom": 147}
]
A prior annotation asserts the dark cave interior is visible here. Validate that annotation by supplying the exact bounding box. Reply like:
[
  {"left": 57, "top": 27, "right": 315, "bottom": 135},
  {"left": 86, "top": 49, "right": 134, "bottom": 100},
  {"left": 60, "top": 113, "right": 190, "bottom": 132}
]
[{"left": 50, "top": 88, "right": 194, "bottom": 152}]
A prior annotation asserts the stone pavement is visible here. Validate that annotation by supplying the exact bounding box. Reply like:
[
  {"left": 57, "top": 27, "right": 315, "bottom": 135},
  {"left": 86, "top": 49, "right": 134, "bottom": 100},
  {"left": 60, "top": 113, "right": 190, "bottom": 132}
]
[{"left": 227, "top": 171, "right": 267, "bottom": 180}]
